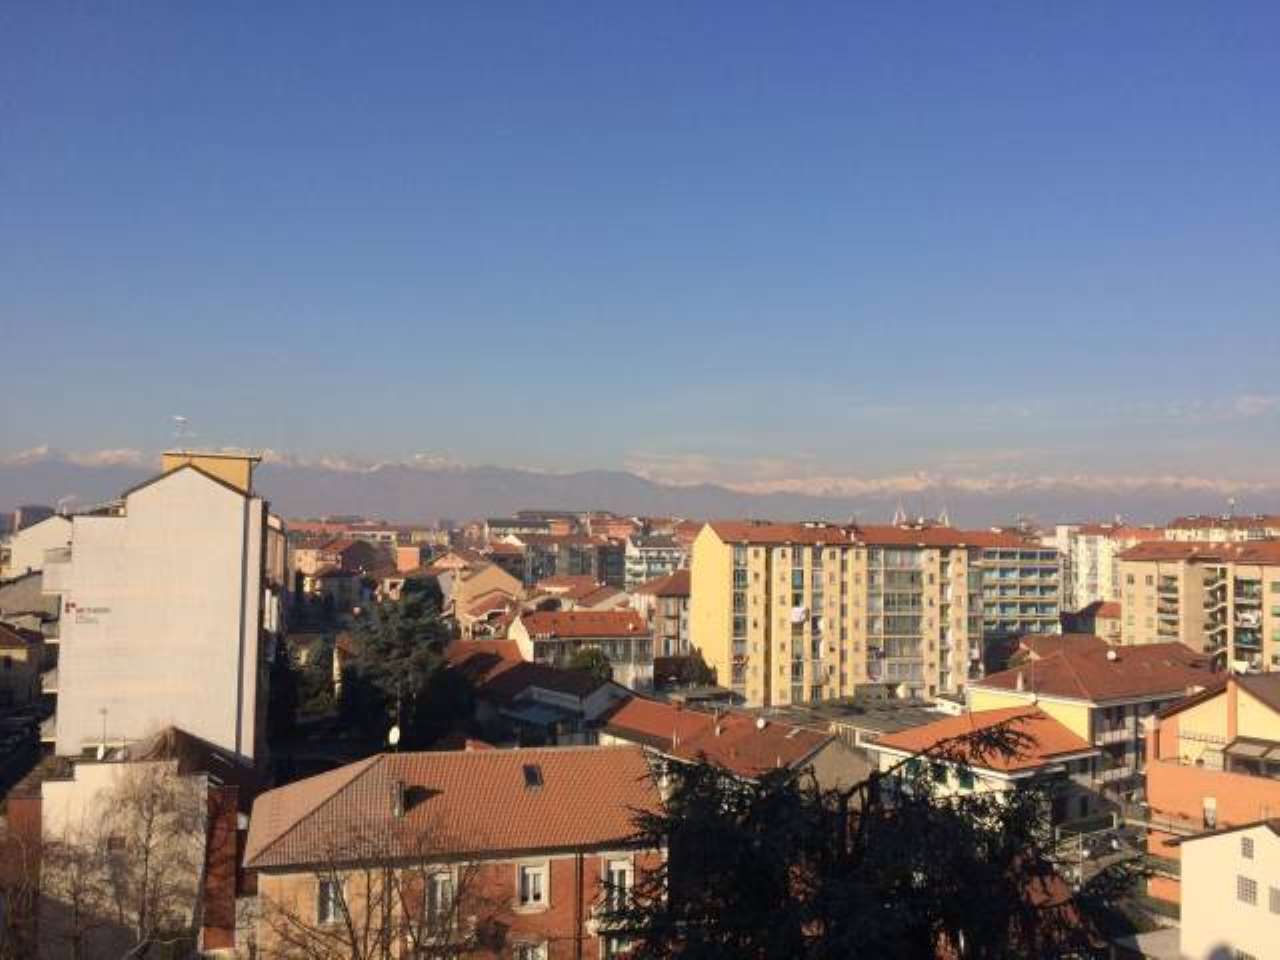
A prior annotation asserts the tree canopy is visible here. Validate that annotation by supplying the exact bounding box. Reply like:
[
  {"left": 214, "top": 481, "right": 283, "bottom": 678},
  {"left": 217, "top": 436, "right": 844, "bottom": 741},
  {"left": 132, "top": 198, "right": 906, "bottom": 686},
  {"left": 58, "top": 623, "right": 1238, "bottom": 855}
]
[
  {"left": 602, "top": 721, "right": 1138, "bottom": 959},
  {"left": 567, "top": 646, "right": 614, "bottom": 684}
]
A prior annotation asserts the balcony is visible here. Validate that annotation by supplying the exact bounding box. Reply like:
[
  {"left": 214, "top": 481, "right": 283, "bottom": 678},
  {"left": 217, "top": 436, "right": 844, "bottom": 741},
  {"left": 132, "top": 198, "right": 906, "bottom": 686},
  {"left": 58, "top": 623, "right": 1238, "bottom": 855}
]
[
  {"left": 41, "top": 668, "right": 58, "bottom": 695},
  {"left": 40, "top": 714, "right": 56, "bottom": 743},
  {"left": 1095, "top": 720, "right": 1137, "bottom": 745}
]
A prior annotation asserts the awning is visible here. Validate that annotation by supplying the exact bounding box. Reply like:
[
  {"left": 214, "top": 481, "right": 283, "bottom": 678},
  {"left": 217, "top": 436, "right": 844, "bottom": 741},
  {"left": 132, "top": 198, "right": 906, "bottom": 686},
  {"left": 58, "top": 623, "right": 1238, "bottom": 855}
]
[{"left": 1224, "top": 737, "right": 1280, "bottom": 762}]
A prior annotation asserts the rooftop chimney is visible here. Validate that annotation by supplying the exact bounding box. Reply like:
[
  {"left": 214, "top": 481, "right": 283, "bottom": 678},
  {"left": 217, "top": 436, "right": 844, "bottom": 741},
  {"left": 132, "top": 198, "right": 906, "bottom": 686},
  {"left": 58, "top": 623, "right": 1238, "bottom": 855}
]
[{"left": 391, "top": 779, "right": 406, "bottom": 818}]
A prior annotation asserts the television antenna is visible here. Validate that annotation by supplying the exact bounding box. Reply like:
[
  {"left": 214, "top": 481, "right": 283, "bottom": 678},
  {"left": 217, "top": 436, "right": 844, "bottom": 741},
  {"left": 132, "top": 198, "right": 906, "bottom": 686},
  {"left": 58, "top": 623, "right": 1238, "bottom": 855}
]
[{"left": 171, "top": 415, "right": 196, "bottom": 443}]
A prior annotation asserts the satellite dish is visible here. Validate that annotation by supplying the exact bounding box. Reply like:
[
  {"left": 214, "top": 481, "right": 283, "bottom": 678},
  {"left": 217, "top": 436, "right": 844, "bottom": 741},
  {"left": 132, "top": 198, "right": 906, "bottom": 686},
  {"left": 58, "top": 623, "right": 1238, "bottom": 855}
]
[{"left": 388, "top": 725, "right": 401, "bottom": 747}]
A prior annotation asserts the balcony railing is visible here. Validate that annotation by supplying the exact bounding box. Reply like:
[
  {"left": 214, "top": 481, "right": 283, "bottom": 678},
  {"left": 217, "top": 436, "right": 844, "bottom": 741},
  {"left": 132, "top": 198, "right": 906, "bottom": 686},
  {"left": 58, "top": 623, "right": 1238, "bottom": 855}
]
[{"left": 1094, "top": 721, "right": 1136, "bottom": 745}]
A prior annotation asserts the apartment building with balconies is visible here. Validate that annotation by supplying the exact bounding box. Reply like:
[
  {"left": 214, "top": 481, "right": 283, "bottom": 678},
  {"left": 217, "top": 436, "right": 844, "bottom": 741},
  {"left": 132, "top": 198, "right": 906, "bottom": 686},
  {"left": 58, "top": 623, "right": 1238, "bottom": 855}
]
[
  {"left": 689, "top": 521, "right": 990, "bottom": 707},
  {"left": 630, "top": 569, "right": 690, "bottom": 658},
  {"left": 1061, "top": 522, "right": 1165, "bottom": 612},
  {"left": 977, "top": 540, "right": 1062, "bottom": 663},
  {"left": 1118, "top": 541, "right": 1280, "bottom": 672},
  {"left": 509, "top": 610, "right": 654, "bottom": 691},
  {"left": 46, "top": 452, "right": 287, "bottom": 765},
  {"left": 1165, "top": 513, "right": 1280, "bottom": 543},
  {"left": 623, "top": 534, "right": 686, "bottom": 590}
]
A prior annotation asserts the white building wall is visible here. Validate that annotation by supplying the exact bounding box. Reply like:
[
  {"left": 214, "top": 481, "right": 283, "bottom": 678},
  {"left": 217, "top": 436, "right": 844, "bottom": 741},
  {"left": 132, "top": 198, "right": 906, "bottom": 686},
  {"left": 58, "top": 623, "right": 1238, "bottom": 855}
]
[
  {"left": 1, "top": 515, "right": 73, "bottom": 579},
  {"left": 1181, "top": 823, "right": 1280, "bottom": 960},
  {"left": 54, "top": 468, "right": 266, "bottom": 763}
]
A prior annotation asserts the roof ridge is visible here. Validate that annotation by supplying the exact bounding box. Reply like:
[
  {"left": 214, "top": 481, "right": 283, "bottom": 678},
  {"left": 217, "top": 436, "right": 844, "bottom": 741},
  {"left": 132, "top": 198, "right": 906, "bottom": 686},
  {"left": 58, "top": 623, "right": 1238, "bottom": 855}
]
[{"left": 248, "top": 753, "right": 385, "bottom": 867}]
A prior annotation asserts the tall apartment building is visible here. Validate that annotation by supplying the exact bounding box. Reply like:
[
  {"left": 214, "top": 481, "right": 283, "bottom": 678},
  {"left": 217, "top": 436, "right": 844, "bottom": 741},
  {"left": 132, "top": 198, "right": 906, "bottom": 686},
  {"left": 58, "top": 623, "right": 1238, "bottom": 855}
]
[
  {"left": 978, "top": 541, "right": 1061, "bottom": 652},
  {"left": 43, "top": 452, "right": 287, "bottom": 764},
  {"left": 623, "top": 534, "right": 686, "bottom": 589},
  {"left": 1118, "top": 541, "right": 1280, "bottom": 672},
  {"left": 1062, "top": 522, "right": 1164, "bottom": 613},
  {"left": 690, "top": 521, "right": 998, "bottom": 706}
]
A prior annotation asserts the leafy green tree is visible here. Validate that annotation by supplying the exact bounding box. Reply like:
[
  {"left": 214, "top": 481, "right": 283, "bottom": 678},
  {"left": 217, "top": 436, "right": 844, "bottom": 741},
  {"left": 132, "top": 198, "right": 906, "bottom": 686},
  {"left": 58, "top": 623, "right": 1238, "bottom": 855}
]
[
  {"left": 567, "top": 646, "right": 613, "bottom": 684},
  {"left": 602, "top": 721, "right": 1138, "bottom": 959},
  {"left": 342, "top": 586, "right": 471, "bottom": 748}
]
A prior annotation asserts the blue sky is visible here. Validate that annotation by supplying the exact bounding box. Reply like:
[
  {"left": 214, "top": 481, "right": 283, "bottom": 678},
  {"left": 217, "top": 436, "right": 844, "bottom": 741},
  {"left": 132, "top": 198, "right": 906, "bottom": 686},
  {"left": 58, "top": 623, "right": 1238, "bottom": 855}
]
[{"left": 3, "top": 3, "right": 1278, "bottom": 489}]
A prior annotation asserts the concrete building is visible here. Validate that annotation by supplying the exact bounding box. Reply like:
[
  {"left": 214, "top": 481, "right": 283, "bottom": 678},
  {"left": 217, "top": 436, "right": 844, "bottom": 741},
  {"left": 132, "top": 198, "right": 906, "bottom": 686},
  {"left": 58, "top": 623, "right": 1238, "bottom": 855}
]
[
  {"left": 623, "top": 534, "right": 686, "bottom": 590},
  {"left": 631, "top": 569, "right": 690, "bottom": 658},
  {"left": 968, "top": 641, "right": 1214, "bottom": 802},
  {"left": 1177, "top": 820, "right": 1280, "bottom": 959},
  {"left": 689, "top": 520, "right": 1012, "bottom": 707},
  {"left": 977, "top": 538, "right": 1061, "bottom": 666},
  {"left": 509, "top": 610, "right": 654, "bottom": 692},
  {"left": 1061, "top": 522, "right": 1164, "bottom": 613},
  {"left": 1140, "top": 673, "right": 1280, "bottom": 911},
  {"left": 0, "top": 514, "right": 72, "bottom": 581},
  {"left": 1118, "top": 540, "right": 1280, "bottom": 672},
  {"left": 45, "top": 452, "right": 287, "bottom": 765}
]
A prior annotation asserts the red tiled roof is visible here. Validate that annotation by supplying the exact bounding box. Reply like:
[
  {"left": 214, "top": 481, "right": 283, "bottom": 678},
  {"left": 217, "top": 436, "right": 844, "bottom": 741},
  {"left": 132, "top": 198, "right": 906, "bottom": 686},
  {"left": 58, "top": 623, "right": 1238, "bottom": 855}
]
[
  {"left": 517, "top": 610, "right": 648, "bottom": 639},
  {"left": 976, "top": 642, "right": 1214, "bottom": 703},
  {"left": 600, "top": 697, "right": 832, "bottom": 779},
  {"left": 1167, "top": 514, "right": 1280, "bottom": 531},
  {"left": 707, "top": 521, "right": 853, "bottom": 545},
  {"left": 478, "top": 661, "right": 611, "bottom": 702},
  {"left": 578, "top": 585, "right": 627, "bottom": 608},
  {"left": 706, "top": 520, "right": 1047, "bottom": 550},
  {"left": 874, "top": 707, "right": 1095, "bottom": 773},
  {"left": 444, "top": 639, "right": 523, "bottom": 686},
  {"left": 633, "top": 569, "right": 691, "bottom": 597},
  {"left": 1018, "top": 633, "right": 1110, "bottom": 660},
  {"left": 534, "top": 575, "right": 602, "bottom": 600},
  {"left": 244, "top": 746, "right": 660, "bottom": 869}
]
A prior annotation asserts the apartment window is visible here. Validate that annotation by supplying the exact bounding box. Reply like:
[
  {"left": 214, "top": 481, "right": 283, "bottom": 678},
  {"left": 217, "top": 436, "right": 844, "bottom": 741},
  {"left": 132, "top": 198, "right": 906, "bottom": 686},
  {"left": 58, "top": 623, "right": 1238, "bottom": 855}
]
[
  {"left": 1242, "top": 836, "right": 1254, "bottom": 859},
  {"left": 427, "top": 872, "right": 455, "bottom": 926},
  {"left": 317, "top": 878, "right": 345, "bottom": 925},
  {"left": 604, "top": 858, "right": 633, "bottom": 913},
  {"left": 514, "top": 943, "right": 548, "bottom": 960},
  {"left": 956, "top": 768, "right": 975, "bottom": 791},
  {"left": 1237, "top": 875, "right": 1257, "bottom": 905},
  {"left": 1270, "top": 886, "right": 1280, "bottom": 914},
  {"left": 518, "top": 863, "right": 548, "bottom": 908},
  {"left": 1126, "top": 574, "right": 1134, "bottom": 585}
]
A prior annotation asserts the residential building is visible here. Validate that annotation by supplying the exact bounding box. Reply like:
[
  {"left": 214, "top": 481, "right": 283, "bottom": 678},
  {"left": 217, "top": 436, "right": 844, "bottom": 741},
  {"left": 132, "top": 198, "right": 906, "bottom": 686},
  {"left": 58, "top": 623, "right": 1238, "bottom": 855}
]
[
  {"left": 1118, "top": 540, "right": 1280, "bottom": 671},
  {"left": 867, "top": 707, "right": 1101, "bottom": 822},
  {"left": 1063, "top": 522, "right": 1164, "bottom": 612},
  {"left": 1177, "top": 820, "right": 1280, "bottom": 960},
  {"left": 508, "top": 535, "right": 627, "bottom": 589},
  {"left": 598, "top": 696, "right": 870, "bottom": 789},
  {"left": 45, "top": 453, "right": 287, "bottom": 765},
  {"left": 440, "top": 562, "right": 524, "bottom": 619},
  {"left": 1140, "top": 673, "right": 1280, "bottom": 909},
  {"left": 688, "top": 520, "right": 990, "bottom": 707},
  {"left": 38, "top": 726, "right": 254, "bottom": 955},
  {"left": 0, "top": 514, "right": 72, "bottom": 581},
  {"left": 631, "top": 570, "right": 690, "bottom": 658},
  {"left": 968, "top": 641, "right": 1214, "bottom": 800},
  {"left": 1165, "top": 513, "right": 1280, "bottom": 543},
  {"left": 291, "top": 537, "right": 385, "bottom": 579},
  {"left": 484, "top": 516, "right": 553, "bottom": 539},
  {"left": 624, "top": 535, "right": 686, "bottom": 589},
  {"left": 244, "top": 746, "right": 662, "bottom": 960},
  {"left": 509, "top": 610, "right": 653, "bottom": 691},
  {"left": 0, "top": 623, "right": 49, "bottom": 709}
]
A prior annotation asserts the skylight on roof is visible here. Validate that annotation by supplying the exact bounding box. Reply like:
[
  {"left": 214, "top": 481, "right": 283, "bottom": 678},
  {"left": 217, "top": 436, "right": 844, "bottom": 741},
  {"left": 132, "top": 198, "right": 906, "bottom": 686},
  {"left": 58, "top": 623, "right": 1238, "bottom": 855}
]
[{"left": 522, "top": 764, "right": 544, "bottom": 789}]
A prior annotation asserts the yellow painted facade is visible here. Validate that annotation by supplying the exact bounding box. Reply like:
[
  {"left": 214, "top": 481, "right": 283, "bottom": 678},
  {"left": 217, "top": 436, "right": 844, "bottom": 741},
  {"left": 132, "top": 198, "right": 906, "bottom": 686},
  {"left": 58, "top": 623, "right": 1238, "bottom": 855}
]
[
  {"left": 966, "top": 688, "right": 1092, "bottom": 742},
  {"left": 1237, "top": 685, "right": 1280, "bottom": 741},
  {"left": 1170, "top": 692, "right": 1230, "bottom": 764},
  {"left": 690, "top": 523, "right": 982, "bottom": 707},
  {"left": 161, "top": 451, "right": 259, "bottom": 493}
]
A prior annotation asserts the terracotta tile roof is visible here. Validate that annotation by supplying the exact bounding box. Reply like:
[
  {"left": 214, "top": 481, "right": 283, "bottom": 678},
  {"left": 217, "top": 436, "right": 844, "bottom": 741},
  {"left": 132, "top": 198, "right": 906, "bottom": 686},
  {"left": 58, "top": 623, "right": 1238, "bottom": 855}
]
[
  {"left": 852, "top": 525, "right": 1037, "bottom": 548},
  {"left": 534, "top": 575, "right": 602, "bottom": 600},
  {"left": 873, "top": 707, "right": 1096, "bottom": 773},
  {"left": 599, "top": 697, "right": 832, "bottom": 779},
  {"left": 482, "top": 541, "right": 524, "bottom": 555},
  {"left": 465, "top": 593, "right": 516, "bottom": 618},
  {"left": 1079, "top": 600, "right": 1121, "bottom": 619},
  {"left": 1018, "top": 633, "right": 1110, "bottom": 660},
  {"left": 578, "top": 585, "right": 627, "bottom": 608},
  {"left": 478, "top": 661, "right": 611, "bottom": 702},
  {"left": 975, "top": 642, "right": 1214, "bottom": 703},
  {"left": 444, "top": 639, "right": 524, "bottom": 686},
  {"left": 1121, "top": 540, "right": 1280, "bottom": 564},
  {"left": 632, "top": 569, "right": 691, "bottom": 598},
  {"left": 517, "top": 610, "right": 648, "bottom": 639},
  {"left": 244, "top": 746, "right": 659, "bottom": 869},
  {"left": 1167, "top": 514, "right": 1280, "bottom": 531},
  {"left": 707, "top": 520, "right": 854, "bottom": 545}
]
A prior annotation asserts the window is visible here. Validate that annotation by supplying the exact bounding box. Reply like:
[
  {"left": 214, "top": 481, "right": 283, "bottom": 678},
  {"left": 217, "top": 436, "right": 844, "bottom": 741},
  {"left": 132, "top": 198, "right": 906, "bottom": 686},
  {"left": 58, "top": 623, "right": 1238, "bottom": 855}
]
[
  {"left": 317, "top": 878, "right": 344, "bottom": 924},
  {"left": 427, "top": 872, "right": 454, "bottom": 925},
  {"left": 0, "top": 656, "right": 9, "bottom": 671},
  {"left": 514, "top": 943, "right": 548, "bottom": 960},
  {"left": 1270, "top": 886, "right": 1280, "bottom": 914},
  {"left": 518, "top": 863, "right": 548, "bottom": 908},
  {"left": 604, "top": 858, "right": 633, "bottom": 913},
  {"left": 602, "top": 935, "right": 632, "bottom": 959},
  {"left": 1237, "top": 875, "right": 1257, "bottom": 905},
  {"left": 956, "top": 768, "right": 975, "bottom": 791},
  {"left": 1242, "top": 836, "right": 1254, "bottom": 859}
]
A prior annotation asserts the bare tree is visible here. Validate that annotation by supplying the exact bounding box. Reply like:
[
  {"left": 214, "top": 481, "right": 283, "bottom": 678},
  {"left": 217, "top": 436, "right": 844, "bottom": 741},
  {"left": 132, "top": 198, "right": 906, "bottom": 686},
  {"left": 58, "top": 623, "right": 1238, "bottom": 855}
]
[
  {"left": 0, "top": 819, "right": 42, "bottom": 960},
  {"left": 37, "top": 760, "right": 210, "bottom": 959},
  {"left": 257, "top": 823, "right": 498, "bottom": 960}
]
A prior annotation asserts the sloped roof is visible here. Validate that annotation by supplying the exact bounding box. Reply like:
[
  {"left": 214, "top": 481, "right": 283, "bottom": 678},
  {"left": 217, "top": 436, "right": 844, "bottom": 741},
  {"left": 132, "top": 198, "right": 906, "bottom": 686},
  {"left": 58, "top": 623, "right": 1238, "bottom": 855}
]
[
  {"left": 244, "top": 746, "right": 659, "bottom": 869},
  {"left": 873, "top": 707, "right": 1095, "bottom": 773},
  {"left": 1018, "top": 633, "right": 1110, "bottom": 660},
  {"left": 599, "top": 697, "right": 833, "bottom": 779},
  {"left": 1120, "top": 540, "right": 1280, "bottom": 564},
  {"left": 479, "top": 661, "right": 610, "bottom": 702},
  {"left": 517, "top": 610, "right": 648, "bottom": 639},
  {"left": 975, "top": 642, "right": 1213, "bottom": 703},
  {"left": 633, "top": 569, "right": 690, "bottom": 597}
]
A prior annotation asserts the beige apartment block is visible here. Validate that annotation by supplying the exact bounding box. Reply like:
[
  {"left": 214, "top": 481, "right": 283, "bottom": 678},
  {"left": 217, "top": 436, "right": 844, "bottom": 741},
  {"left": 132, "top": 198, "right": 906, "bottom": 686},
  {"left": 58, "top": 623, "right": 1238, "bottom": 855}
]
[
  {"left": 1165, "top": 513, "right": 1280, "bottom": 543},
  {"left": 690, "top": 521, "right": 993, "bottom": 707},
  {"left": 1119, "top": 541, "right": 1280, "bottom": 673}
]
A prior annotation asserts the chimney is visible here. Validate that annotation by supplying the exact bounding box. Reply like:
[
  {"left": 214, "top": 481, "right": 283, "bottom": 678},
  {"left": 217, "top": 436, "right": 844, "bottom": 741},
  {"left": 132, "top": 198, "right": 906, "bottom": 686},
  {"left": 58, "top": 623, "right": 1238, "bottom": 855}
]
[
  {"left": 1015, "top": 671, "right": 1025, "bottom": 692},
  {"left": 391, "top": 779, "right": 406, "bottom": 818}
]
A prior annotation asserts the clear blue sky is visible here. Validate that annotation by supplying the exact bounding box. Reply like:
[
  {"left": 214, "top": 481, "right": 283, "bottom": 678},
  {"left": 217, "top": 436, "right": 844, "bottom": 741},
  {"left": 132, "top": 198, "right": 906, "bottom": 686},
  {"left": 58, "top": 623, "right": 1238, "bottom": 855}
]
[{"left": 3, "top": 3, "right": 1278, "bottom": 487}]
